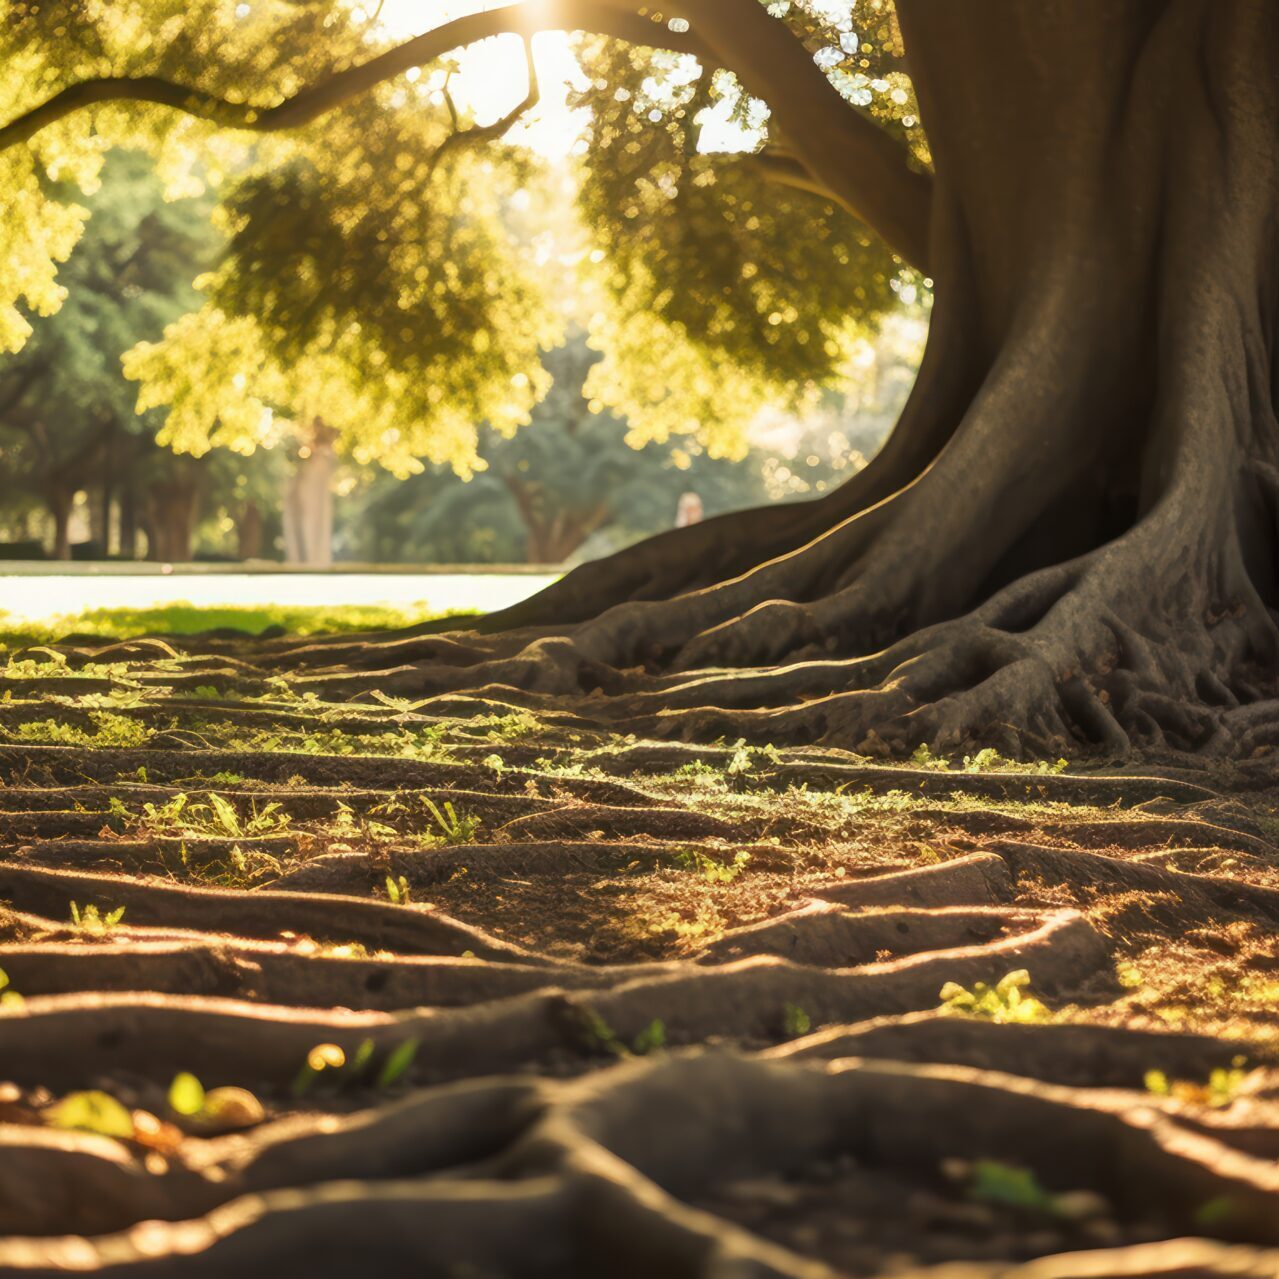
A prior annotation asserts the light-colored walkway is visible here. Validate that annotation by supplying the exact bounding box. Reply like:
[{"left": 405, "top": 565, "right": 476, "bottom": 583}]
[{"left": 0, "top": 568, "right": 559, "bottom": 621}]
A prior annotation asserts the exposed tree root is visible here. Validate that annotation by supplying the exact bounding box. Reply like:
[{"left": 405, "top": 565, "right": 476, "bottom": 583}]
[
  {"left": 2, "top": 648, "right": 1278, "bottom": 1272},
  {"left": 3, "top": 1054, "right": 1279, "bottom": 1275}
]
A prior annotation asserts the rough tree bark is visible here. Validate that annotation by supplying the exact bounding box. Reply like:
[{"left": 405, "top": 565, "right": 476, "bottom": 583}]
[
  {"left": 5, "top": 0, "right": 1277, "bottom": 757},
  {"left": 445, "top": 0, "right": 1279, "bottom": 760}
]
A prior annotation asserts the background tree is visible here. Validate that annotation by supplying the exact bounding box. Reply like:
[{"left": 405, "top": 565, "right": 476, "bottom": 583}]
[
  {"left": 3, "top": 0, "right": 1274, "bottom": 756},
  {"left": 0, "top": 149, "right": 219, "bottom": 558},
  {"left": 342, "top": 325, "right": 918, "bottom": 564}
]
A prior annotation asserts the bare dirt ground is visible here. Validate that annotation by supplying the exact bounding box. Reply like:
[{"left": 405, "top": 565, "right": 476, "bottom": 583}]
[{"left": 1, "top": 634, "right": 1279, "bottom": 1276}]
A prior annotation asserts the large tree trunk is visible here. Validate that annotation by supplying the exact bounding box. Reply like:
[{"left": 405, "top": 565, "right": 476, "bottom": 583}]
[{"left": 300, "top": 0, "right": 1279, "bottom": 760}]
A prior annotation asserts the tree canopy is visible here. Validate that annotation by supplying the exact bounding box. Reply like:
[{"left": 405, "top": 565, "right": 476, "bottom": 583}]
[{"left": 0, "top": 0, "right": 926, "bottom": 476}]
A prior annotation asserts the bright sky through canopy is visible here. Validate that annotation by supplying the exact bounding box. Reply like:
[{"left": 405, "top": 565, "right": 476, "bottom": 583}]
[
  {"left": 371, "top": 0, "right": 754, "bottom": 156},
  {"left": 373, "top": 1, "right": 590, "bottom": 158}
]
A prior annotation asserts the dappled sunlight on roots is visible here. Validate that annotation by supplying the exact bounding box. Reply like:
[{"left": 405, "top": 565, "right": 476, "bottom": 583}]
[{"left": 0, "top": 636, "right": 1278, "bottom": 1272}]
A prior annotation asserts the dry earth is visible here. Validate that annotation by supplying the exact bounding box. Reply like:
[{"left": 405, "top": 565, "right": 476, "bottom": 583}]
[{"left": 1, "top": 632, "right": 1278, "bottom": 1276}]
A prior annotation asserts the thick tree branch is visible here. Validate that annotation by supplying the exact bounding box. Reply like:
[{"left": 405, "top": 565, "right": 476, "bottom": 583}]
[
  {"left": 0, "top": 2, "right": 702, "bottom": 153},
  {"left": 0, "top": 0, "right": 931, "bottom": 270},
  {"left": 749, "top": 148, "right": 846, "bottom": 206},
  {"left": 670, "top": 0, "right": 931, "bottom": 270}
]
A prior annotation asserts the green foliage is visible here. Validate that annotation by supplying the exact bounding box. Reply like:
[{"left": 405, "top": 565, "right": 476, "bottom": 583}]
[
  {"left": 114, "top": 790, "right": 290, "bottom": 839},
  {"left": 69, "top": 901, "right": 126, "bottom": 934},
  {"left": 910, "top": 745, "right": 1069, "bottom": 775},
  {"left": 938, "top": 970, "right": 1051, "bottom": 1024},
  {"left": 725, "top": 739, "right": 782, "bottom": 782},
  {"left": 2, "top": 0, "right": 924, "bottom": 482},
  {"left": 0, "top": 966, "right": 24, "bottom": 1009},
  {"left": 950, "top": 1159, "right": 1110, "bottom": 1224},
  {"left": 375, "top": 1038, "right": 419, "bottom": 1088},
  {"left": 966, "top": 1161, "right": 1058, "bottom": 1213},
  {"left": 45, "top": 1090, "right": 134, "bottom": 1139},
  {"left": 11, "top": 711, "right": 151, "bottom": 748},
  {"left": 416, "top": 798, "right": 482, "bottom": 847},
  {"left": 572, "top": 23, "right": 920, "bottom": 450},
  {"left": 384, "top": 874, "right": 412, "bottom": 905},
  {"left": 672, "top": 847, "right": 751, "bottom": 884},
  {"left": 1144, "top": 1064, "right": 1250, "bottom": 1108},
  {"left": 124, "top": 95, "right": 558, "bottom": 477},
  {"left": 0, "top": 602, "right": 464, "bottom": 650},
  {"left": 0, "top": 149, "right": 219, "bottom": 545},
  {"left": 167, "top": 1072, "right": 206, "bottom": 1117},
  {"left": 632, "top": 1019, "right": 667, "bottom": 1056},
  {"left": 341, "top": 334, "right": 784, "bottom": 563},
  {"left": 217, "top": 723, "right": 453, "bottom": 764},
  {"left": 783, "top": 1003, "right": 812, "bottom": 1037},
  {"left": 290, "top": 1034, "right": 418, "bottom": 1094}
]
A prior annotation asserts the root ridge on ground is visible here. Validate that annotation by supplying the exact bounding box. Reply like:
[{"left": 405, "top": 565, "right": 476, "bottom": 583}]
[{"left": 1, "top": 640, "right": 1277, "bottom": 1275}]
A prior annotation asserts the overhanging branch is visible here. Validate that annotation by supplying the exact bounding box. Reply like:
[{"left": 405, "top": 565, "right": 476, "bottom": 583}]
[
  {"left": 750, "top": 148, "right": 845, "bottom": 206},
  {"left": 669, "top": 0, "right": 931, "bottom": 270},
  {"left": 0, "top": 0, "right": 931, "bottom": 270},
  {"left": 0, "top": 2, "right": 704, "bottom": 152}
]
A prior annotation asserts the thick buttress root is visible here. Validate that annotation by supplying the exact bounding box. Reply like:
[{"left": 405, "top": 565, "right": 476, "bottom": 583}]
[
  {"left": 168, "top": 409, "right": 1279, "bottom": 763},
  {"left": 2, "top": 663, "right": 1279, "bottom": 1273}
]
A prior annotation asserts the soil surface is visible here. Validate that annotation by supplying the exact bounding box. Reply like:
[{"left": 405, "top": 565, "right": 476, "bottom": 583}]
[{"left": 1, "top": 634, "right": 1279, "bottom": 1276}]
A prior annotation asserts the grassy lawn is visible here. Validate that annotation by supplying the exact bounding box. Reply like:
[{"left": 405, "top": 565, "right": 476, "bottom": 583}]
[{"left": 0, "top": 602, "right": 473, "bottom": 649}]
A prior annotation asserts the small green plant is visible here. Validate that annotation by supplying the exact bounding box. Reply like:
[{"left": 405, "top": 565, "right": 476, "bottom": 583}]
[
  {"left": 0, "top": 967, "right": 24, "bottom": 1008},
  {"left": 419, "top": 797, "right": 481, "bottom": 846},
  {"left": 385, "top": 874, "right": 412, "bottom": 905},
  {"left": 672, "top": 848, "right": 750, "bottom": 884},
  {"left": 483, "top": 753, "right": 507, "bottom": 778},
  {"left": 376, "top": 1037, "right": 420, "bottom": 1088},
  {"left": 632, "top": 1019, "right": 667, "bottom": 1055},
  {"left": 291, "top": 1042, "right": 349, "bottom": 1097},
  {"left": 967, "top": 1160, "right": 1057, "bottom": 1211},
  {"left": 783, "top": 1003, "right": 812, "bottom": 1037},
  {"left": 910, "top": 744, "right": 951, "bottom": 771},
  {"left": 205, "top": 770, "right": 246, "bottom": 786},
  {"left": 939, "top": 970, "right": 1050, "bottom": 1023},
  {"left": 45, "top": 1090, "right": 135, "bottom": 1139},
  {"left": 1144, "top": 1062, "right": 1249, "bottom": 1108},
  {"left": 69, "top": 901, "right": 126, "bottom": 934},
  {"left": 167, "top": 1071, "right": 265, "bottom": 1128},
  {"left": 725, "top": 739, "right": 782, "bottom": 784},
  {"left": 674, "top": 759, "right": 722, "bottom": 782},
  {"left": 909, "top": 744, "right": 1068, "bottom": 775},
  {"left": 947, "top": 1159, "right": 1109, "bottom": 1223},
  {"left": 12, "top": 711, "right": 152, "bottom": 748},
  {"left": 168, "top": 1072, "right": 207, "bottom": 1116},
  {"left": 473, "top": 710, "right": 540, "bottom": 740},
  {"left": 115, "top": 791, "right": 290, "bottom": 839}
]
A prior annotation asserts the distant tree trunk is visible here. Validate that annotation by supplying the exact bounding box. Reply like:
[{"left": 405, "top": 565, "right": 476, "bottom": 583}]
[
  {"left": 237, "top": 499, "right": 264, "bottom": 561},
  {"left": 500, "top": 474, "right": 608, "bottom": 564},
  {"left": 283, "top": 419, "right": 336, "bottom": 567},
  {"left": 99, "top": 425, "right": 116, "bottom": 558},
  {"left": 46, "top": 485, "right": 73, "bottom": 562},
  {"left": 145, "top": 465, "right": 199, "bottom": 563},
  {"left": 118, "top": 485, "right": 138, "bottom": 561}
]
